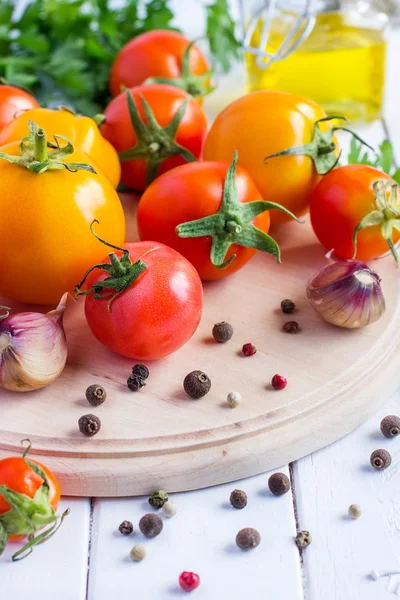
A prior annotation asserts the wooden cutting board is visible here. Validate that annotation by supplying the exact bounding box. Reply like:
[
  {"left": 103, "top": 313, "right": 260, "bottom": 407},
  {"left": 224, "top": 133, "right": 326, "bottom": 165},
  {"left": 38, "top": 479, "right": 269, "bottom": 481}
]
[{"left": 1, "top": 197, "right": 399, "bottom": 497}]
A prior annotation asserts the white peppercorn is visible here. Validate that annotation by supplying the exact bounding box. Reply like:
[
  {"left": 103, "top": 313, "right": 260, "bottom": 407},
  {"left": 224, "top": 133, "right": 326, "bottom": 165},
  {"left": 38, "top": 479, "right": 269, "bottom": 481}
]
[
  {"left": 162, "top": 501, "right": 177, "bottom": 518},
  {"left": 130, "top": 544, "right": 146, "bottom": 562},
  {"left": 227, "top": 391, "right": 241, "bottom": 408}
]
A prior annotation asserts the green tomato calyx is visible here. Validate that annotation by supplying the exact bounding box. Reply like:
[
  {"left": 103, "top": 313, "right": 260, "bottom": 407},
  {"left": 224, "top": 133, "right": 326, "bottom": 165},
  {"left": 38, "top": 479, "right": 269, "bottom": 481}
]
[
  {"left": 118, "top": 90, "right": 196, "bottom": 187},
  {"left": 353, "top": 180, "right": 400, "bottom": 264},
  {"left": 176, "top": 151, "right": 301, "bottom": 269}
]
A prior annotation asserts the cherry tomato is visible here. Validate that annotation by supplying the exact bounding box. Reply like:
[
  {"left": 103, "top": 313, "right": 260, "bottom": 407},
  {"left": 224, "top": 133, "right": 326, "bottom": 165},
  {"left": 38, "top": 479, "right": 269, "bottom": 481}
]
[
  {"left": 137, "top": 157, "right": 284, "bottom": 281},
  {"left": 0, "top": 85, "right": 38, "bottom": 132},
  {"left": 110, "top": 30, "right": 210, "bottom": 102},
  {"left": 80, "top": 241, "right": 203, "bottom": 360},
  {"left": 203, "top": 90, "right": 340, "bottom": 224},
  {"left": 101, "top": 84, "right": 207, "bottom": 191},
  {"left": 310, "top": 165, "right": 400, "bottom": 261}
]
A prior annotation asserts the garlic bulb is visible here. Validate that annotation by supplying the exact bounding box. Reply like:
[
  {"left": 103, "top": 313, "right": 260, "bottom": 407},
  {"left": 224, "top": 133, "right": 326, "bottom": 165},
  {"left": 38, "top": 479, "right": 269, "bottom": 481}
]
[
  {"left": 0, "top": 294, "right": 68, "bottom": 392},
  {"left": 306, "top": 261, "right": 385, "bottom": 329}
]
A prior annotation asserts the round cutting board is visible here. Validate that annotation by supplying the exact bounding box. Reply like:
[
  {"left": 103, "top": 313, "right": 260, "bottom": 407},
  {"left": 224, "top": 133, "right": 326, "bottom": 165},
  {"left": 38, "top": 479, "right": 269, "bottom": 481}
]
[{"left": 1, "top": 197, "right": 399, "bottom": 496}]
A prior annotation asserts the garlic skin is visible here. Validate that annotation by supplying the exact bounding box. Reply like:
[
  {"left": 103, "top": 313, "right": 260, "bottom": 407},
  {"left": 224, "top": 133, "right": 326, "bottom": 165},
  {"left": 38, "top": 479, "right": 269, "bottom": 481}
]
[
  {"left": 306, "top": 261, "right": 385, "bottom": 329},
  {"left": 0, "top": 294, "right": 68, "bottom": 392}
]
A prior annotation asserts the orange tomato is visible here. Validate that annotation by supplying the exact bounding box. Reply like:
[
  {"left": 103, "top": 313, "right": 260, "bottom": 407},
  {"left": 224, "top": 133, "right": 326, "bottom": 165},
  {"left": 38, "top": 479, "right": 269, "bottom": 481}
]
[
  {"left": 203, "top": 90, "right": 339, "bottom": 224},
  {"left": 0, "top": 85, "right": 38, "bottom": 131},
  {"left": 0, "top": 108, "right": 121, "bottom": 188}
]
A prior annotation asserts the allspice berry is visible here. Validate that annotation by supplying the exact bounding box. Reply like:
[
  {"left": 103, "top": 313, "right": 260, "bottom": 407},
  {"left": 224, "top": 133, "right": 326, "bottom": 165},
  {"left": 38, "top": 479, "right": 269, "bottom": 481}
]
[
  {"left": 130, "top": 544, "right": 146, "bottom": 562},
  {"left": 268, "top": 472, "right": 291, "bottom": 496},
  {"left": 295, "top": 530, "right": 312, "bottom": 548},
  {"left": 236, "top": 527, "right": 261, "bottom": 550},
  {"left": 148, "top": 490, "right": 168, "bottom": 509},
  {"left": 78, "top": 414, "right": 101, "bottom": 437},
  {"left": 370, "top": 449, "right": 392, "bottom": 470},
  {"left": 282, "top": 321, "right": 301, "bottom": 334},
  {"left": 230, "top": 489, "right": 247, "bottom": 509},
  {"left": 119, "top": 520, "right": 134, "bottom": 535},
  {"left": 380, "top": 415, "right": 400, "bottom": 438},
  {"left": 281, "top": 299, "right": 296, "bottom": 314},
  {"left": 212, "top": 321, "right": 233, "bottom": 343},
  {"left": 348, "top": 504, "right": 362, "bottom": 519},
  {"left": 139, "top": 513, "right": 163, "bottom": 538},
  {"left": 183, "top": 370, "right": 211, "bottom": 399},
  {"left": 85, "top": 384, "right": 107, "bottom": 406}
]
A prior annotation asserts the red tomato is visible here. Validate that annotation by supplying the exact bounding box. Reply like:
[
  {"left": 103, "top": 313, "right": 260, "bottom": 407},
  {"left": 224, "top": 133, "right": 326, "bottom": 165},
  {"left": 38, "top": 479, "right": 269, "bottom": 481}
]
[
  {"left": 0, "top": 85, "right": 38, "bottom": 131},
  {"left": 137, "top": 158, "right": 279, "bottom": 281},
  {"left": 110, "top": 30, "right": 210, "bottom": 102},
  {"left": 101, "top": 84, "right": 207, "bottom": 191},
  {"left": 81, "top": 241, "right": 203, "bottom": 360},
  {"left": 310, "top": 165, "right": 400, "bottom": 261}
]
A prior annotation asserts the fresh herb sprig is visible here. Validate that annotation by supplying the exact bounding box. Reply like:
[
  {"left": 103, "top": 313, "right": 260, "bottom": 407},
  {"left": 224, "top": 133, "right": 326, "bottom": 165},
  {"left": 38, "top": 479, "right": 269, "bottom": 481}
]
[
  {"left": 0, "top": 0, "right": 241, "bottom": 116},
  {"left": 348, "top": 137, "right": 400, "bottom": 184}
]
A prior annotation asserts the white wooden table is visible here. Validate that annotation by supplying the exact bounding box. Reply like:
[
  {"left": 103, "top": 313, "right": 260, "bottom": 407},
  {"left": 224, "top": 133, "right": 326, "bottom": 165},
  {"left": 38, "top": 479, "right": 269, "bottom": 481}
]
[{"left": 2, "top": 13, "right": 400, "bottom": 600}]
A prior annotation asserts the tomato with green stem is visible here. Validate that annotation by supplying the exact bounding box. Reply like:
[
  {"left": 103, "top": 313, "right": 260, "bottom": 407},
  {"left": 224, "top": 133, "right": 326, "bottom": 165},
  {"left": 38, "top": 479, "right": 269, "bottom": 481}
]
[
  {"left": 101, "top": 85, "right": 207, "bottom": 191},
  {"left": 75, "top": 223, "right": 203, "bottom": 361},
  {"left": 137, "top": 151, "right": 300, "bottom": 280},
  {"left": 310, "top": 165, "right": 400, "bottom": 262}
]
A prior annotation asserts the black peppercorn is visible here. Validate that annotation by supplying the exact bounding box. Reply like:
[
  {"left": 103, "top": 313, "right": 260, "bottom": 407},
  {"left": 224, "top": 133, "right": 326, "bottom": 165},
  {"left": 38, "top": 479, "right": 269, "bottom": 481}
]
[
  {"left": 281, "top": 299, "right": 296, "bottom": 314},
  {"left": 230, "top": 489, "right": 247, "bottom": 509},
  {"left": 78, "top": 414, "right": 101, "bottom": 436},
  {"left": 85, "top": 384, "right": 107, "bottom": 407},
  {"left": 118, "top": 520, "right": 134, "bottom": 535},
  {"left": 139, "top": 513, "right": 163, "bottom": 538},
  {"left": 282, "top": 321, "right": 301, "bottom": 334},
  {"left": 380, "top": 415, "right": 400, "bottom": 438},
  {"left": 148, "top": 490, "right": 169, "bottom": 509},
  {"left": 183, "top": 370, "right": 211, "bottom": 399},
  {"left": 236, "top": 528, "right": 260, "bottom": 550},
  {"left": 212, "top": 321, "right": 233, "bottom": 343},
  {"left": 295, "top": 530, "right": 312, "bottom": 548},
  {"left": 132, "top": 364, "right": 149, "bottom": 380},
  {"left": 370, "top": 448, "right": 392, "bottom": 470},
  {"left": 268, "top": 472, "right": 291, "bottom": 496},
  {"left": 127, "top": 374, "right": 146, "bottom": 392}
]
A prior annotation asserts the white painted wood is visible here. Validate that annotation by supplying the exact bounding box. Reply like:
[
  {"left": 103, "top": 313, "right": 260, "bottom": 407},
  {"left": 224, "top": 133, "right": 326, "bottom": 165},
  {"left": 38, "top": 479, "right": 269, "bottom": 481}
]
[
  {"left": 0, "top": 498, "right": 90, "bottom": 600},
  {"left": 87, "top": 470, "right": 303, "bottom": 600}
]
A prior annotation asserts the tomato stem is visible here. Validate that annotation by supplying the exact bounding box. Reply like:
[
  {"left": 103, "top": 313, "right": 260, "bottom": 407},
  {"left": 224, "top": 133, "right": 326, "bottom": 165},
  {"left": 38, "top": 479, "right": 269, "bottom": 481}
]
[{"left": 33, "top": 127, "right": 48, "bottom": 162}]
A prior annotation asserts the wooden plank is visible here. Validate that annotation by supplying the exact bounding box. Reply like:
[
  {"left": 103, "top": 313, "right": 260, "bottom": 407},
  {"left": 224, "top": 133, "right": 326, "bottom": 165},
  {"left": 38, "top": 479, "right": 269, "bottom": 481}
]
[
  {"left": 87, "top": 470, "right": 304, "bottom": 599},
  {"left": 0, "top": 498, "right": 90, "bottom": 600}
]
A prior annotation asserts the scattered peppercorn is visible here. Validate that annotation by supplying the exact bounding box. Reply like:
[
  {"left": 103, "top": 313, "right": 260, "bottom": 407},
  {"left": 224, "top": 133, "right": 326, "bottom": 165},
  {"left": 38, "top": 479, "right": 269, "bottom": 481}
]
[
  {"left": 281, "top": 299, "right": 296, "bottom": 314},
  {"left": 132, "top": 364, "right": 149, "bottom": 380},
  {"left": 179, "top": 571, "right": 200, "bottom": 592},
  {"left": 130, "top": 544, "right": 146, "bottom": 562},
  {"left": 271, "top": 374, "right": 287, "bottom": 391},
  {"left": 295, "top": 530, "right": 312, "bottom": 548},
  {"left": 236, "top": 527, "right": 261, "bottom": 550},
  {"left": 282, "top": 321, "right": 301, "bottom": 334},
  {"left": 139, "top": 513, "right": 163, "bottom": 538},
  {"left": 230, "top": 489, "right": 247, "bottom": 509},
  {"left": 148, "top": 490, "right": 169, "bottom": 509},
  {"left": 212, "top": 321, "right": 233, "bottom": 343},
  {"left": 85, "top": 384, "right": 107, "bottom": 406},
  {"left": 242, "top": 343, "right": 256, "bottom": 356},
  {"left": 162, "top": 501, "right": 177, "bottom": 518},
  {"left": 119, "top": 520, "right": 134, "bottom": 535},
  {"left": 183, "top": 370, "right": 211, "bottom": 399},
  {"left": 348, "top": 504, "right": 362, "bottom": 519},
  {"left": 370, "top": 449, "right": 392, "bottom": 470},
  {"left": 268, "top": 472, "right": 291, "bottom": 496},
  {"left": 227, "top": 391, "right": 241, "bottom": 408},
  {"left": 78, "top": 414, "right": 101, "bottom": 437},
  {"left": 127, "top": 374, "right": 146, "bottom": 392},
  {"left": 380, "top": 415, "right": 400, "bottom": 439}
]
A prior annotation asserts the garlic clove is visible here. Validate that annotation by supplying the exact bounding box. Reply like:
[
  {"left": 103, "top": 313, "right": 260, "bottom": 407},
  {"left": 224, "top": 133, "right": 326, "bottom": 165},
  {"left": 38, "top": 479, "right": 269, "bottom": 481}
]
[{"left": 306, "top": 261, "right": 385, "bottom": 329}]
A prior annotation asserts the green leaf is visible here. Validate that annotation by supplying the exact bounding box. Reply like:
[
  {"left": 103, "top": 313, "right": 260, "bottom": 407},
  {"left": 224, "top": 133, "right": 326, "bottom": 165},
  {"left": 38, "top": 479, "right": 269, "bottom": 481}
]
[
  {"left": 206, "top": 0, "right": 241, "bottom": 73},
  {"left": 392, "top": 168, "right": 400, "bottom": 184}
]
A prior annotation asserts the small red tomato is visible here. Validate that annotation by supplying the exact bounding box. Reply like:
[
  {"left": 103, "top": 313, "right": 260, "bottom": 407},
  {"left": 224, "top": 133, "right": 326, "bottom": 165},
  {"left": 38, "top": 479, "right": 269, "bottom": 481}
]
[
  {"left": 101, "top": 85, "right": 207, "bottom": 191},
  {"left": 138, "top": 152, "right": 296, "bottom": 280},
  {"left": 271, "top": 374, "right": 287, "bottom": 390},
  {"left": 310, "top": 165, "right": 400, "bottom": 262},
  {"left": 0, "top": 85, "right": 38, "bottom": 131},
  {"left": 110, "top": 30, "right": 211, "bottom": 103},
  {"left": 76, "top": 233, "right": 203, "bottom": 361},
  {"left": 179, "top": 571, "right": 200, "bottom": 592}
]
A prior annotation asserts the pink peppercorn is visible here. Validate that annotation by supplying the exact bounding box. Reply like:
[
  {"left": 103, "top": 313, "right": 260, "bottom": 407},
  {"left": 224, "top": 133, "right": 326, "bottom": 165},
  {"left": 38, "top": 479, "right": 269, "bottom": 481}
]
[
  {"left": 271, "top": 374, "right": 287, "bottom": 390},
  {"left": 242, "top": 343, "right": 256, "bottom": 356},
  {"left": 179, "top": 571, "right": 200, "bottom": 592}
]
